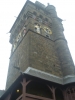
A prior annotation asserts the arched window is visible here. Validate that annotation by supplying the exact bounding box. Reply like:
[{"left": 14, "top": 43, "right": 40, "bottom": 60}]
[
  {"left": 66, "top": 87, "right": 75, "bottom": 100},
  {"left": 44, "top": 18, "right": 48, "bottom": 25},
  {"left": 32, "top": 12, "right": 37, "bottom": 19},
  {"left": 23, "top": 14, "right": 27, "bottom": 21}
]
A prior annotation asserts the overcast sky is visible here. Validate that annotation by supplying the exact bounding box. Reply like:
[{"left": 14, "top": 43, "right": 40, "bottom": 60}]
[{"left": 0, "top": 0, "right": 75, "bottom": 90}]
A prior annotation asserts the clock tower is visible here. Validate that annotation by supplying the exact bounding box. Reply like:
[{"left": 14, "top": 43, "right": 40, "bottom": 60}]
[{"left": 4, "top": 1, "right": 75, "bottom": 100}]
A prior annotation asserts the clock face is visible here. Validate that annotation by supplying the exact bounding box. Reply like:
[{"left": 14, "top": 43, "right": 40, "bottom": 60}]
[{"left": 43, "top": 27, "right": 52, "bottom": 34}]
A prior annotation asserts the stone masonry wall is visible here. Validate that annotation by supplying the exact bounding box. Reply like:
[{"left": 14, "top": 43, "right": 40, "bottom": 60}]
[
  {"left": 6, "top": 1, "right": 75, "bottom": 89},
  {"left": 29, "top": 31, "right": 63, "bottom": 77},
  {"left": 6, "top": 30, "right": 63, "bottom": 89},
  {"left": 6, "top": 33, "right": 30, "bottom": 89}
]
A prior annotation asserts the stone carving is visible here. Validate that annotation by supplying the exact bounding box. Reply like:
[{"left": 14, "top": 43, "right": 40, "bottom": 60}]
[{"left": 34, "top": 24, "right": 41, "bottom": 33}]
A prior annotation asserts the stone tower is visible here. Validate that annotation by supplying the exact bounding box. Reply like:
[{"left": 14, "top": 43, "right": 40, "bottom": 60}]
[{"left": 6, "top": 0, "right": 75, "bottom": 90}]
